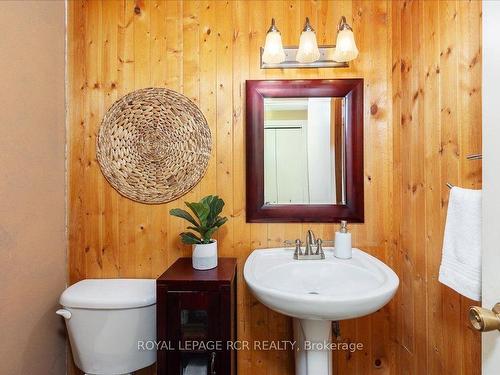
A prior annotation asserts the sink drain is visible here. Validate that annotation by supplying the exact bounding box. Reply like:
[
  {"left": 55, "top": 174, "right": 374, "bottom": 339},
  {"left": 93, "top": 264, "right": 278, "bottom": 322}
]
[{"left": 308, "top": 291, "right": 319, "bottom": 295}]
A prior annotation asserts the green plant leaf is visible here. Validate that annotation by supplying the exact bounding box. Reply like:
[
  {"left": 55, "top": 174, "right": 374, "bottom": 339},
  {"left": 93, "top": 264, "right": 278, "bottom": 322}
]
[
  {"left": 200, "top": 195, "right": 215, "bottom": 207},
  {"left": 213, "top": 216, "right": 228, "bottom": 228},
  {"left": 213, "top": 196, "right": 225, "bottom": 215},
  {"left": 180, "top": 232, "right": 202, "bottom": 245},
  {"left": 186, "top": 202, "right": 210, "bottom": 226},
  {"left": 169, "top": 208, "right": 199, "bottom": 227},
  {"left": 203, "top": 227, "right": 218, "bottom": 243},
  {"left": 207, "top": 196, "right": 225, "bottom": 224},
  {"left": 187, "top": 226, "right": 203, "bottom": 234}
]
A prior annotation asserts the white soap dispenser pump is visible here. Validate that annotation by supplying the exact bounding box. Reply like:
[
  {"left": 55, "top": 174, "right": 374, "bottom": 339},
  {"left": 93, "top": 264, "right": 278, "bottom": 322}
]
[{"left": 334, "top": 220, "right": 352, "bottom": 259}]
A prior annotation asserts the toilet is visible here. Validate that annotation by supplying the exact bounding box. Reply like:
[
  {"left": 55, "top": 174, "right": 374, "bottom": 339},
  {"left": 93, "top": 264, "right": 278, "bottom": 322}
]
[{"left": 57, "top": 279, "right": 156, "bottom": 375}]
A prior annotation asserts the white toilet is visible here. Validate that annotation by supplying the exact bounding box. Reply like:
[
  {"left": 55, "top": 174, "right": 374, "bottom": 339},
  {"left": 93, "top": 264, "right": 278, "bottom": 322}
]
[{"left": 57, "top": 279, "right": 156, "bottom": 375}]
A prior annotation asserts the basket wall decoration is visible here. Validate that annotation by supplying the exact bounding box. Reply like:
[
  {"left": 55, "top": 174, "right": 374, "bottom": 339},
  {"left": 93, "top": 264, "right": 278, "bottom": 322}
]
[{"left": 96, "top": 88, "right": 212, "bottom": 204}]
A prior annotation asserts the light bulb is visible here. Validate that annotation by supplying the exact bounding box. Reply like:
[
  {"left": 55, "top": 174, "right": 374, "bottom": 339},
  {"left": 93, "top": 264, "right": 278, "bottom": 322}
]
[
  {"left": 262, "top": 19, "right": 286, "bottom": 64},
  {"left": 333, "top": 17, "right": 359, "bottom": 63},
  {"left": 296, "top": 17, "right": 320, "bottom": 63}
]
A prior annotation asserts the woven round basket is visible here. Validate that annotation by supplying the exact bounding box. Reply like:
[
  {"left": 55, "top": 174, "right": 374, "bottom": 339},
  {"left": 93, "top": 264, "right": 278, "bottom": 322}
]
[{"left": 97, "top": 88, "right": 211, "bottom": 204}]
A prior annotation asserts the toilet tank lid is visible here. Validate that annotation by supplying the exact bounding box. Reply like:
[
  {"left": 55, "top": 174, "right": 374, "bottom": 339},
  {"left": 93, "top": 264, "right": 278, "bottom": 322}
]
[{"left": 60, "top": 279, "right": 156, "bottom": 309}]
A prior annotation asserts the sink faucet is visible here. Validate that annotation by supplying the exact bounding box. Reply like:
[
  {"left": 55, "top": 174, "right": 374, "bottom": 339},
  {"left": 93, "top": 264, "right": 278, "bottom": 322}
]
[
  {"left": 285, "top": 230, "right": 325, "bottom": 260},
  {"left": 305, "top": 230, "right": 316, "bottom": 256}
]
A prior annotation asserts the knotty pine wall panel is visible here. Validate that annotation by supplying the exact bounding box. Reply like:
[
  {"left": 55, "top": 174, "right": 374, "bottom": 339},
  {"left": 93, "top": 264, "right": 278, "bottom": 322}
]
[
  {"left": 67, "top": 1, "right": 480, "bottom": 374},
  {"left": 391, "top": 1, "right": 481, "bottom": 374}
]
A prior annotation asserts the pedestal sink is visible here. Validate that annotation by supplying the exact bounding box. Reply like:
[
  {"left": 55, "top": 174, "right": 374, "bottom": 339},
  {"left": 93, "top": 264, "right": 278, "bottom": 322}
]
[{"left": 243, "top": 247, "right": 399, "bottom": 375}]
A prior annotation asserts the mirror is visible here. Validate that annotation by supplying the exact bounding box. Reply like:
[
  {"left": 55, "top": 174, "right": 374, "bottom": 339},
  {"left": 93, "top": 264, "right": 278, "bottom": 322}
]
[
  {"left": 246, "top": 79, "right": 364, "bottom": 223},
  {"left": 264, "top": 97, "right": 346, "bottom": 205}
]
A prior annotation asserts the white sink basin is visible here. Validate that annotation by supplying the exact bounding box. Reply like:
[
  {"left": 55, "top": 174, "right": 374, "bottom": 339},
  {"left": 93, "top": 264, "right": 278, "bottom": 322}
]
[
  {"left": 244, "top": 247, "right": 399, "bottom": 321},
  {"left": 244, "top": 247, "right": 399, "bottom": 375}
]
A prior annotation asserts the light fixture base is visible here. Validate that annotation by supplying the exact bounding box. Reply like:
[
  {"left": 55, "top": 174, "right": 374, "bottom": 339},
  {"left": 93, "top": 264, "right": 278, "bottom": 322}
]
[{"left": 260, "top": 45, "right": 349, "bottom": 69}]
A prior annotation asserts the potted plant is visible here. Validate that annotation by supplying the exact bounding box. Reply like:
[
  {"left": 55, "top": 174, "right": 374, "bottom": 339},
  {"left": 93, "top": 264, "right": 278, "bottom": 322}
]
[{"left": 170, "top": 195, "right": 228, "bottom": 270}]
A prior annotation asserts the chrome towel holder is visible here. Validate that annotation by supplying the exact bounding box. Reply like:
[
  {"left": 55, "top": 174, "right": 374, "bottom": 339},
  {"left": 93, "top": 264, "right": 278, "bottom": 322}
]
[{"left": 446, "top": 153, "right": 482, "bottom": 189}]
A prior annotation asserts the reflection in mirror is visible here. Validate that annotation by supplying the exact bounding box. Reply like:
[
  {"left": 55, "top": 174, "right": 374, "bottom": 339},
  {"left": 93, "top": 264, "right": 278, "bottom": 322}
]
[{"left": 263, "top": 97, "right": 346, "bottom": 205}]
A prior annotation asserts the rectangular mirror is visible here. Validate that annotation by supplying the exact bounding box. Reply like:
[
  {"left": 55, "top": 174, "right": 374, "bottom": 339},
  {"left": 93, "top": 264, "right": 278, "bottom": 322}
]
[
  {"left": 264, "top": 97, "right": 346, "bottom": 205},
  {"left": 246, "top": 79, "right": 364, "bottom": 222}
]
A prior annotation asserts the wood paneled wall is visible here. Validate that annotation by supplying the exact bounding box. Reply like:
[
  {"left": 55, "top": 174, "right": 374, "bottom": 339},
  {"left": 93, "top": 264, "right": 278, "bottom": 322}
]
[
  {"left": 391, "top": 1, "right": 482, "bottom": 374},
  {"left": 67, "top": 1, "right": 481, "bottom": 374}
]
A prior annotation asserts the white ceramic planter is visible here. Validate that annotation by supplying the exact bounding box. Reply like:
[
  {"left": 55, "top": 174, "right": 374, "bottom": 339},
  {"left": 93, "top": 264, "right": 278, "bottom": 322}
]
[{"left": 192, "top": 240, "right": 218, "bottom": 270}]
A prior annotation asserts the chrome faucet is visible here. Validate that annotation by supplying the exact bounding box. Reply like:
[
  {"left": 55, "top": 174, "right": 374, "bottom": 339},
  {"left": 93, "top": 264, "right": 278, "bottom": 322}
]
[
  {"left": 305, "top": 230, "right": 316, "bottom": 256},
  {"left": 285, "top": 230, "right": 325, "bottom": 260}
]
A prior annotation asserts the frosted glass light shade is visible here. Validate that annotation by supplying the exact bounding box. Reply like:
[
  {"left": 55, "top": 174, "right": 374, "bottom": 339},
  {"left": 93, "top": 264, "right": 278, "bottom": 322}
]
[
  {"left": 262, "top": 31, "right": 286, "bottom": 64},
  {"left": 296, "top": 30, "right": 320, "bottom": 63},
  {"left": 333, "top": 28, "right": 359, "bottom": 62}
]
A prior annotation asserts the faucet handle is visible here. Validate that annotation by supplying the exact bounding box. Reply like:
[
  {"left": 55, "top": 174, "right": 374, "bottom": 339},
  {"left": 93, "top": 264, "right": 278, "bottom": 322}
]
[
  {"left": 294, "top": 239, "right": 303, "bottom": 258},
  {"left": 316, "top": 238, "right": 325, "bottom": 259}
]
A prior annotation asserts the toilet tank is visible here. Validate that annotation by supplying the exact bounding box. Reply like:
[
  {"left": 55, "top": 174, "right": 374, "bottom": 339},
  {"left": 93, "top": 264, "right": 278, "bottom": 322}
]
[{"left": 58, "top": 279, "right": 156, "bottom": 375}]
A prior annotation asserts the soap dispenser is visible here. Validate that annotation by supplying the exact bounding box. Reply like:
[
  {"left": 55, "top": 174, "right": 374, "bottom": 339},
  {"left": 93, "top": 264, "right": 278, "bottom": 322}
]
[{"left": 334, "top": 220, "right": 352, "bottom": 259}]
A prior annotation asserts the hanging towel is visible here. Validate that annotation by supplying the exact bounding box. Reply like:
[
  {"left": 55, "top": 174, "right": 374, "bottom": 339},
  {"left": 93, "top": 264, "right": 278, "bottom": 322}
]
[{"left": 439, "top": 186, "right": 482, "bottom": 301}]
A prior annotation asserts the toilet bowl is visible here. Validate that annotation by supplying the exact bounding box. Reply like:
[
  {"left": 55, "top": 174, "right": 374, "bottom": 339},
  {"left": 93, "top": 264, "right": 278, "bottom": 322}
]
[{"left": 57, "top": 279, "right": 156, "bottom": 375}]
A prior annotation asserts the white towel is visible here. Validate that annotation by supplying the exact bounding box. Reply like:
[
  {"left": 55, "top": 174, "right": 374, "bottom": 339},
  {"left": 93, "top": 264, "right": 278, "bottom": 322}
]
[{"left": 438, "top": 186, "right": 482, "bottom": 301}]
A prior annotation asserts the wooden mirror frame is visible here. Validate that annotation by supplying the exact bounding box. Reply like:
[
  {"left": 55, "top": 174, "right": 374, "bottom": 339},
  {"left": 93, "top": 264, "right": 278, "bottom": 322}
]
[{"left": 246, "top": 79, "right": 364, "bottom": 223}]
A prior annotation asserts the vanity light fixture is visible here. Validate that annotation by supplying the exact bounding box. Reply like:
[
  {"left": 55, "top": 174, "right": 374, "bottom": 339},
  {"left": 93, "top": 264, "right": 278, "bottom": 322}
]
[
  {"left": 262, "top": 18, "right": 286, "bottom": 64},
  {"left": 332, "top": 16, "right": 359, "bottom": 62},
  {"left": 260, "top": 16, "right": 358, "bottom": 69},
  {"left": 296, "top": 17, "right": 320, "bottom": 63}
]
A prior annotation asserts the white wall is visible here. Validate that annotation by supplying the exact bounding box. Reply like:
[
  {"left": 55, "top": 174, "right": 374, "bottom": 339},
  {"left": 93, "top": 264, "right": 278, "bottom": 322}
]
[
  {"left": 0, "top": 2, "right": 66, "bottom": 374},
  {"left": 482, "top": 1, "right": 500, "bottom": 373},
  {"left": 307, "top": 98, "right": 334, "bottom": 204}
]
